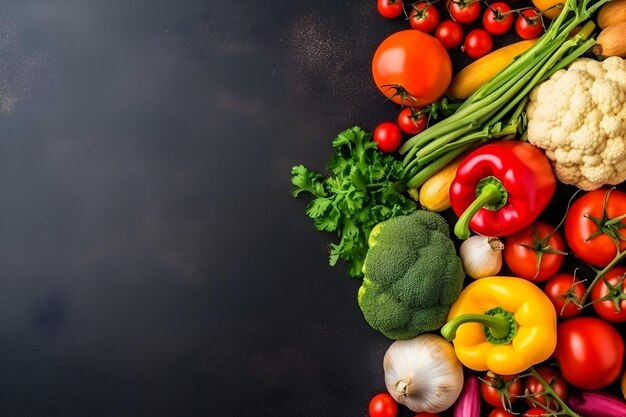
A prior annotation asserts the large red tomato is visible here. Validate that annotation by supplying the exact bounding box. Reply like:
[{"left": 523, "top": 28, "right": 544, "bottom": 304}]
[
  {"left": 372, "top": 30, "right": 452, "bottom": 106},
  {"left": 564, "top": 189, "right": 626, "bottom": 267},
  {"left": 503, "top": 221, "right": 565, "bottom": 282},
  {"left": 554, "top": 317, "right": 624, "bottom": 389},
  {"left": 591, "top": 265, "right": 626, "bottom": 322}
]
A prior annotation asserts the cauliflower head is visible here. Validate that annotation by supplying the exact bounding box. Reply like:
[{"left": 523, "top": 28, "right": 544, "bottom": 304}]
[{"left": 526, "top": 57, "right": 626, "bottom": 190}]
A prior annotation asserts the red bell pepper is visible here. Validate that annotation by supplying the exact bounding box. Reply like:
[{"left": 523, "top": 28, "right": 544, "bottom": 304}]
[{"left": 450, "top": 141, "right": 556, "bottom": 239}]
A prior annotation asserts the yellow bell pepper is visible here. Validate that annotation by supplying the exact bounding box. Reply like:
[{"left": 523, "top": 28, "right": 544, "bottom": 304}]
[{"left": 440, "top": 276, "right": 556, "bottom": 375}]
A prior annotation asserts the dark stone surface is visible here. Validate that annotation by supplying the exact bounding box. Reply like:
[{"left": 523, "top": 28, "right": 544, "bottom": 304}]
[{"left": 0, "top": 1, "right": 398, "bottom": 416}]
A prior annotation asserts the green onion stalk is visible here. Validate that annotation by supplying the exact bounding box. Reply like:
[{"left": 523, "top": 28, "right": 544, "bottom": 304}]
[{"left": 399, "top": 0, "right": 607, "bottom": 189}]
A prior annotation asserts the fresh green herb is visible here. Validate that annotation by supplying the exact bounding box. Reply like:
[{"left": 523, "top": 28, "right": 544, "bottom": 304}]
[
  {"left": 399, "top": 0, "right": 608, "bottom": 188},
  {"left": 291, "top": 126, "right": 416, "bottom": 278}
]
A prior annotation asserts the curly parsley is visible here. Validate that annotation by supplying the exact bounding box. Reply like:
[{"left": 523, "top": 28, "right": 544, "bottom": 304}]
[{"left": 291, "top": 126, "right": 416, "bottom": 278}]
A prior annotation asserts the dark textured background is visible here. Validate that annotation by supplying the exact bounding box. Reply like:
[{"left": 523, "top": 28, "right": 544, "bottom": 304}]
[
  {"left": 0, "top": 1, "right": 623, "bottom": 417},
  {"left": 0, "top": 1, "right": 400, "bottom": 416}
]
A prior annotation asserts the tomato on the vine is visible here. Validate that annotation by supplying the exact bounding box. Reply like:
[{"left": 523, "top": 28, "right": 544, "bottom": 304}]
[
  {"left": 373, "top": 122, "right": 403, "bottom": 153},
  {"left": 543, "top": 273, "right": 586, "bottom": 318},
  {"left": 483, "top": 2, "right": 514, "bottom": 35},
  {"left": 462, "top": 29, "right": 493, "bottom": 59},
  {"left": 524, "top": 366, "right": 568, "bottom": 409},
  {"left": 377, "top": 0, "right": 404, "bottom": 19},
  {"left": 489, "top": 409, "right": 516, "bottom": 417},
  {"left": 480, "top": 372, "right": 522, "bottom": 409},
  {"left": 369, "top": 393, "right": 398, "bottom": 417},
  {"left": 435, "top": 20, "right": 464, "bottom": 49},
  {"left": 503, "top": 221, "right": 565, "bottom": 282},
  {"left": 591, "top": 265, "right": 626, "bottom": 322},
  {"left": 554, "top": 317, "right": 624, "bottom": 389},
  {"left": 409, "top": 2, "right": 441, "bottom": 33},
  {"left": 447, "top": 0, "right": 482, "bottom": 23},
  {"left": 564, "top": 189, "right": 626, "bottom": 267},
  {"left": 397, "top": 107, "right": 428, "bottom": 135},
  {"left": 515, "top": 9, "right": 544, "bottom": 39}
]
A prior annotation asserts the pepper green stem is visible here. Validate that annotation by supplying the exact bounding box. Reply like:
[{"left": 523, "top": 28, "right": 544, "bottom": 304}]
[
  {"left": 454, "top": 177, "right": 508, "bottom": 240},
  {"left": 441, "top": 306, "right": 517, "bottom": 345}
]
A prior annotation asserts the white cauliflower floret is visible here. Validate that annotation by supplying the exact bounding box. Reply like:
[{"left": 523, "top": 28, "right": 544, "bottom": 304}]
[{"left": 526, "top": 57, "right": 626, "bottom": 190}]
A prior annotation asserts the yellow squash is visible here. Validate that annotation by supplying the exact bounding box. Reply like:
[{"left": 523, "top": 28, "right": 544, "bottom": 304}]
[
  {"left": 447, "top": 40, "right": 536, "bottom": 100},
  {"left": 418, "top": 155, "right": 463, "bottom": 212}
]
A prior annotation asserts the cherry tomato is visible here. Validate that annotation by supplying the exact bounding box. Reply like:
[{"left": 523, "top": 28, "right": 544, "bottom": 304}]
[
  {"left": 397, "top": 107, "right": 428, "bottom": 135},
  {"left": 409, "top": 2, "right": 441, "bottom": 33},
  {"left": 515, "top": 9, "right": 544, "bottom": 39},
  {"left": 543, "top": 273, "right": 586, "bottom": 318},
  {"left": 554, "top": 317, "right": 624, "bottom": 389},
  {"left": 591, "top": 265, "right": 626, "bottom": 322},
  {"left": 447, "top": 0, "right": 482, "bottom": 23},
  {"left": 564, "top": 189, "right": 626, "bottom": 267},
  {"left": 462, "top": 29, "right": 493, "bottom": 59},
  {"left": 480, "top": 372, "right": 522, "bottom": 408},
  {"left": 373, "top": 122, "right": 402, "bottom": 153},
  {"left": 435, "top": 20, "right": 464, "bottom": 49},
  {"left": 377, "top": 0, "right": 404, "bottom": 19},
  {"left": 482, "top": 2, "right": 514, "bottom": 35},
  {"left": 524, "top": 366, "right": 568, "bottom": 408},
  {"left": 372, "top": 30, "right": 452, "bottom": 106},
  {"left": 523, "top": 409, "right": 550, "bottom": 416},
  {"left": 503, "top": 221, "right": 565, "bottom": 282},
  {"left": 369, "top": 393, "right": 398, "bottom": 417},
  {"left": 489, "top": 409, "right": 516, "bottom": 417}
]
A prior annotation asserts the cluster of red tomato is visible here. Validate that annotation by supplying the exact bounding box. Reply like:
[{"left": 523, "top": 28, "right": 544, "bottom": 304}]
[
  {"left": 474, "top": 188, "right": 626, "bottom": 417},
  {"left": 372, "top": 0, "right": 548, "bottom": 153},
  {"left": 367, "top": 190, "right": 626, "bottom": 417},
  {"left": 378, "top": 0, "right": 545, "bottom": 52}
]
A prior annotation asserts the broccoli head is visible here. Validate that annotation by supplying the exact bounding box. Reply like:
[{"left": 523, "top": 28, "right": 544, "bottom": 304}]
[{"left": 357, "top": 210, "right": 465, "bottom": 339}]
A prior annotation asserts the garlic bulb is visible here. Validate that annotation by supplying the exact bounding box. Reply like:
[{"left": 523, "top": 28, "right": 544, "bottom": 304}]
[
  {"left": 459, "top": 235, "right": 504, "bottom": 279},
  {"left": 383, "top": 333, "right": 464, "bottom": 413}
]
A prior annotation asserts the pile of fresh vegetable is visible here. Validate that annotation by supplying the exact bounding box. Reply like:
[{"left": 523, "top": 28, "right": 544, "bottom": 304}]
[{"left": 291, "top": 0, "right": 626, "bottom": 415}]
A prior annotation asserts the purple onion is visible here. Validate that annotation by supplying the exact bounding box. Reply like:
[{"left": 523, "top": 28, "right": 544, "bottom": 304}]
[
  {"left": 454, "top": 376, "right": 480, "bottom": 417},
  {"left": 568, "top": 390, "right": 626, "bottom": 417}
]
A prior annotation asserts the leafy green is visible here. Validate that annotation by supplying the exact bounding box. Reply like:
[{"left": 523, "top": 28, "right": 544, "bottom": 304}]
[{"left": 291, "top": 126, "right": 416, "bottom": 278}]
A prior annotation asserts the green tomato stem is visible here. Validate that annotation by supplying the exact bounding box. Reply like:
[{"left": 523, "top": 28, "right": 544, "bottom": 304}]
[
  {"left": 581, "top": 248, "right": 626, "bottom": 306},
  {"left": 528, "top": 367, "right": 580, "bottom": 417}
]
